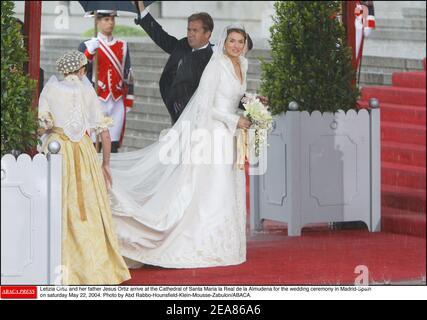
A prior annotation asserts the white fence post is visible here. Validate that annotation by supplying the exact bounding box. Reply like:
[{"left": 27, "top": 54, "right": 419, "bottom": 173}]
[
  {"left": 287, "top": 107, "right": 302, "bottom": 236},
  {"left": 369, "top": 98, "right": 381, "bottom": 232},
  {"left": 47, "top": 141, "right": 62, "bottom": 285}
]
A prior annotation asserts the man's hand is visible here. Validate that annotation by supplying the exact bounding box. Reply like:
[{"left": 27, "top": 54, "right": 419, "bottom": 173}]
[
  {"left": 237, "top": 116, "right": 252, "bottom": 130},
  {"left": 102, "top": 164, "right": 113, "bottom": 190}
]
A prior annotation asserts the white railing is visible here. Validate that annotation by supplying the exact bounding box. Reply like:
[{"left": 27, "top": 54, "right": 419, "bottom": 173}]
[{"left": 1, "top": 142, "right": 62, "bottom": 285}]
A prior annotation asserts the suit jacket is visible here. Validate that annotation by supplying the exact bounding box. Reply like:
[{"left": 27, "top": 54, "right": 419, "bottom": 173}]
[{"left": 138, "top": 13, "right": 213, "bottom": 124}]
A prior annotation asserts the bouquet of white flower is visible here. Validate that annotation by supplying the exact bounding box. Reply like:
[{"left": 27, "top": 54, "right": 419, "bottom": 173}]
[{"left": 242, "top": 93, "right": 273, "bottom": 158}]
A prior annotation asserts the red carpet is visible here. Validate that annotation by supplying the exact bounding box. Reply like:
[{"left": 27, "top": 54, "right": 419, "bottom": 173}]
[
  {"left": 359, "top": 60, "right": 426, "bottom": 238},
  {"left": 125, "top": 226, "right": 426, "bottom": 285},
  {"left": 125, "top": 65, "right": 427, "bottom": 285}
]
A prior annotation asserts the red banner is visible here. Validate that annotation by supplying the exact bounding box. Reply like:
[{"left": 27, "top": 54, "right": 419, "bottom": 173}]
[{"left": 0, "top": 286, "right": 38, "bottom": 299}]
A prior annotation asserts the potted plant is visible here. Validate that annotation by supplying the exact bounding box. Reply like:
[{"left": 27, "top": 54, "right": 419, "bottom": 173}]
[
  {"left": 250, "top": 1, "right": 381, "bottom": 236},
  {"left": 1, "top": 0, "right": 38, "bottom": 157}
]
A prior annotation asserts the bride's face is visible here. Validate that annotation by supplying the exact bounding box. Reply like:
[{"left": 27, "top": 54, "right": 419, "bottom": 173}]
[{"left": 224, "top": 31, "right": 246, "bottom": 59}]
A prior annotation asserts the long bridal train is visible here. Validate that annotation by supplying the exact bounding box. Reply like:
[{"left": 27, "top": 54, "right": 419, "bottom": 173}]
[{"left": 108, "top": 35, "right": 249, "bottom": 268}]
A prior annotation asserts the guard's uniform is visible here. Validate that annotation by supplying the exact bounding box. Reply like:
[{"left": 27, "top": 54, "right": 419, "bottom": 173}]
[
  {"left": 354, "top": 1, "right": 376, "bottom": 69},
  {"left": 78, "top": 30, "right": 134, "bottom": 151}
]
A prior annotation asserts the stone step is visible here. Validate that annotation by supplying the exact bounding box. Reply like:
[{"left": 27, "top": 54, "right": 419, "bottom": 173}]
[
  {"left": 375, "top": 18, "right": 426, "bottom": 31},
  {"left": 122, "top": 133, "right": 158, "bottom": 150},
  {"left": 127, "top": 41, "right": 167, "bottom": 53},
  {"left": 246, "top": 49, "right": 271, "bottom": 60},
  {"left": 402, "top": 7, "right": 427, "bottom": 19},
  {"left": 361, "top": 66, "right": 421, "bottom": 76},
  {"left": 132, "top": 101, "right": 169, "bottom": 116},
  {"left": 246, "top": 79, "right": 261, "bottom": 91},
  {"left": 128, "top": 110, "right": 171, "bottom": 124},
  {"left": 41, "top": 37, "right": 83, "bottom": 49},
  {"left": 134, "top": 83, "right": 162, "bottom": 99},
  {"left": 133, "top": 70, "right": 161, "bottom": 82},
  {"left": 358, "top": 71, "right": 392, "bottom": 86},
  {"left": 126, "top": 118, "right": 171, "bottom": 134},
  {"left": 40, "top": 49, "right": 82, "bottom": 60},
  {"left": 120, "top": 146, "right": 141, "bottom": 152},
  {"left": 131, "top": 54, "right": 169, "bottom": 67},
  {"left": 368, "top": 29, "right": 426, "bottom": 42},
  {"left": 363, "top": 39, "right": 426, "bottom": 60},
  {"left": 124, "top": 127, "right": 160, "bottom": 140},
  {"left": 361, "top": 56, "right": 424, "bottom": 70},
  {"left": 137, "top": 95, "right": 166, "bottom": 107},
  {"left": 248, "top": 63, "right": 262, "bottom": 75}
]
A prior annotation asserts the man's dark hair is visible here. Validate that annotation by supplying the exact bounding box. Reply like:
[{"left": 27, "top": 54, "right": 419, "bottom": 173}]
[{"left": 188, "top": 12, "right": 214, "bottom": 33}]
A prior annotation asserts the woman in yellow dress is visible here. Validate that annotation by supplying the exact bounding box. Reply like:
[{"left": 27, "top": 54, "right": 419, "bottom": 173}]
[{"left": 38, "top": 51, "right": 131, "bottom": 285}]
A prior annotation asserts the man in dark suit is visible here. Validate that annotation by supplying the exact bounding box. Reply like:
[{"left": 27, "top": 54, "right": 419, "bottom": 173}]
[{"left": 134, "top": 1, "right": 214, "bottom": 124}]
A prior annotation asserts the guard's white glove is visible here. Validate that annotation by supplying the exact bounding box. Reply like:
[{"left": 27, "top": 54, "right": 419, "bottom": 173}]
[{"left": 84, "top": 38, "right": 100, "bottom": 54}]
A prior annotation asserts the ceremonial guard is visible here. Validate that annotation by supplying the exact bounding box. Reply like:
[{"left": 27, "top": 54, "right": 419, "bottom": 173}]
[
  {"left": 354, "top": 1, "right": 376, "bottom": 70},
  {"left": 78, "top": 10, "right": 134, "bottom": 152}
]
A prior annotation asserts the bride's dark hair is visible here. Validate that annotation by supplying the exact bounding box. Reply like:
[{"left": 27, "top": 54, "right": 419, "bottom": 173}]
[{"left": 226, "top": 28, "right": 247, "bottom": 41}]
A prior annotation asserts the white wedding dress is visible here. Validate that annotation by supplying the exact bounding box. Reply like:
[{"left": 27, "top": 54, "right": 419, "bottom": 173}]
[{"left": 108, "top": 29, "right": 248, "bottom": 268}]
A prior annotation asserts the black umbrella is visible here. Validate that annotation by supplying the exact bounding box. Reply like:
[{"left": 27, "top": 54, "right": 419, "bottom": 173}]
[
  {"left": 78, "top": 1, "right": 156, "bottom": 14},
  {"left": 79, "top": 1, "right": 157, "bottom": 29}
]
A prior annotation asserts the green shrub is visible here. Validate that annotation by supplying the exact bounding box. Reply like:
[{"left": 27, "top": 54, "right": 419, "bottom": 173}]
[
  {"left": 82, "top": 25, "right": 147, "bottom": 38},
  {"left": 261, "top": 1, "right": 360, "bottom": 115},
  {"left": 1, "top": 0, "right": 38, "bottom": 157}
]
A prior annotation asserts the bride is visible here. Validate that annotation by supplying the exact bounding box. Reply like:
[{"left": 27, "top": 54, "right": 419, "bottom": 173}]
[{"left": 108, "top": 25, "right": 252, "bottom": 268}]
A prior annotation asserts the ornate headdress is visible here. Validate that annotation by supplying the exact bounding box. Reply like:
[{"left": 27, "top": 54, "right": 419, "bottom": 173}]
[{"left": 56, "top": 50, "right": 88, "bottom": 74}]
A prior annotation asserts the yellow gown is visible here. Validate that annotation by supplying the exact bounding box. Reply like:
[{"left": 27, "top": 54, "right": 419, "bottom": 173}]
[{"left": 38, "top": 75, "right": 131, "bottom": 285}]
